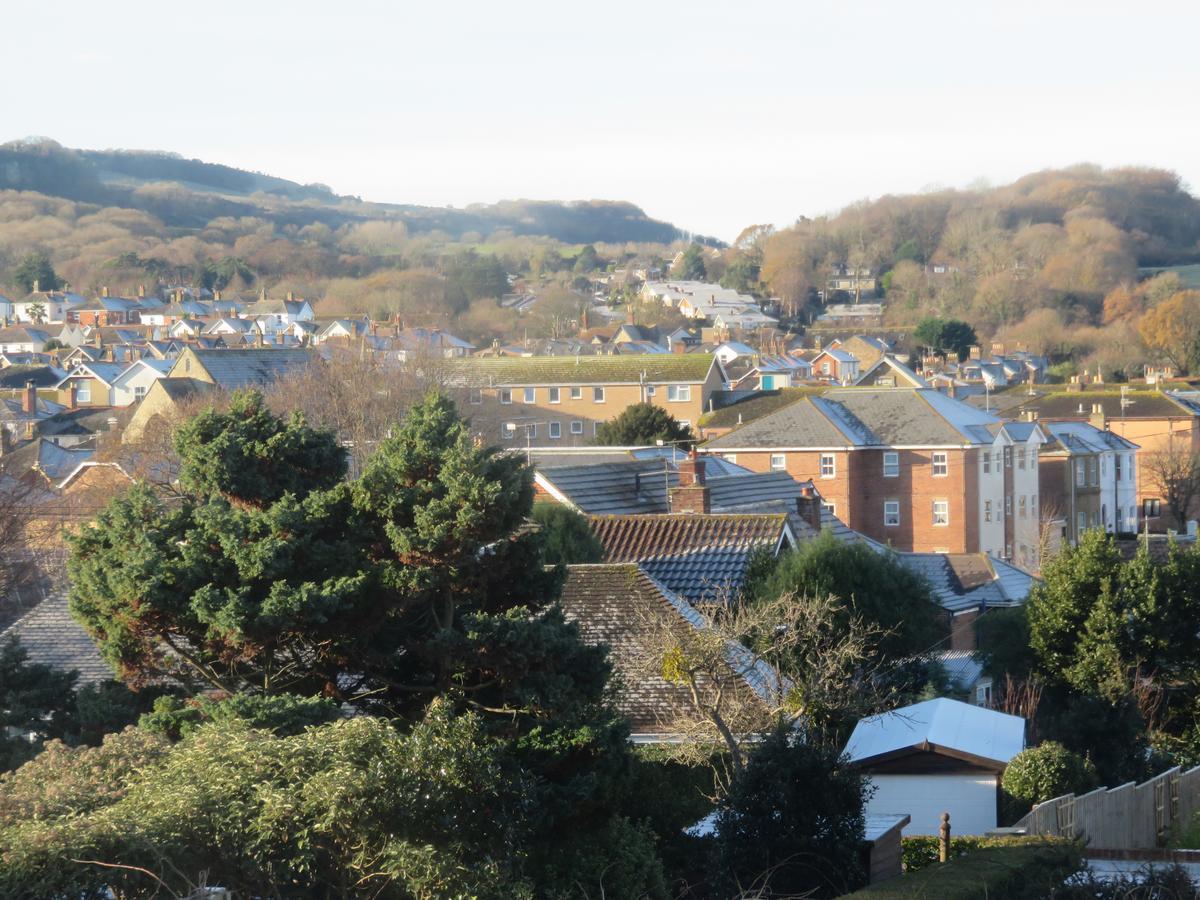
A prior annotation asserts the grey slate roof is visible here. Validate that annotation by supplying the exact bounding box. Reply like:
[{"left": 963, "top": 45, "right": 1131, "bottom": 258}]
[
  {"left": 35, "top": 439, "right": 95, "bottom": 481},
  {"left": 641, "top": 547, "right": 761, "bottom": 604},
  {"left": 706, "top": 388, "right": 1003, "bottom": 449},
  {"left": 891, "top": 552, "right": 1035, "bottom": 613},
  {"left": 537, "top": 459, "right": 807, "bottom": 519},
  {"left": 937, "top": 649, "right": 985, "bottom": 691},
  {"left": 182, "top": 348, "right": 314, "bottom": 390},
  {"left": 1, "top": 595, "right": 113, "bottom": 685}
]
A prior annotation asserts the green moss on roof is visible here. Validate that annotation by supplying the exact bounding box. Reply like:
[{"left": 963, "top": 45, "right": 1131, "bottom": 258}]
[
  {"left": 448, "top": 354, "right": 716, "bottom": 384},
  {"left": 701, "top": 387, "right": 825, "bottom": 428},
  {"left": 1021, "top": 390, "right": 1194, "bottom": 418}
]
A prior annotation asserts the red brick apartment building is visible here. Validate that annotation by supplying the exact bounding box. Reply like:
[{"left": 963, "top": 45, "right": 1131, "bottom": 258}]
[{"left": 703, "top": 388, "right": 1045, "bottom": 561}]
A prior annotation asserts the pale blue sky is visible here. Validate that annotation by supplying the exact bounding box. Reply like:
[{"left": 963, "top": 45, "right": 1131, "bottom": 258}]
[{"left": 5, "top": 0, "right": 1199, "bottom": 240}]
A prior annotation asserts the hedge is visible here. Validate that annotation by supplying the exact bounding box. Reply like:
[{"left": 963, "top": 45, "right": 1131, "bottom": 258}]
[{"left": 840, "top": 837, "right": 1082, "bottom": 899}]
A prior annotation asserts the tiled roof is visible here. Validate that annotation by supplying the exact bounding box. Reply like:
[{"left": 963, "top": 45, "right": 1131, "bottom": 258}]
[
  {"left": 59, "top": 361, "right": 127, "bottom": 387},
  {"left": 701, "top": 389, "right": 822, "bottom": 428},
  {"left": 177, "top": 348, "right": 314, "bottom": 390},
  {"left": 447, "top": 353, "right": 717, "bottom": 385},
  {"left": 0, "top": 365, "right": 64, "bottom": 388},
  {"left": 588, "top": 513, "right": 787, "bottom": 561},
  {"left": 0, "top": 594, "right": 113, "bottom": 685},
  {"left": 559, "top": 564, "right": 775, "bottom": 736},
  {"left": 1011, "top": 390, "right": 1194, "bottom": 420},
  {"left": 641, "top": 547, "right": 762, "bottom": 604},
  {"left": 156, "top": 377, "right": 216, "bottom": 402},
  {"left": 705, "top": 388, "right": 1002, "bottom": 449},
  {"left": 1041, "top": 421, "right": 1139, "bottom": 454},
  {"left": 35, "top": 439, "right": 94, "bottom": 481},
  {"left": 1115, "top": 534, "right": 1198, "bottom": 563},
  {"left": 537, "top": 459, "right": 807, "bottom": 519},
  {"left": 0, "top": 326, "right": 51, "bottom": 343},
  {"left": 891, "top": 552, "right": 1035, "bottom": 613},
  {"left": 937, "top": 650, "right": 985, "bottom": 691}
]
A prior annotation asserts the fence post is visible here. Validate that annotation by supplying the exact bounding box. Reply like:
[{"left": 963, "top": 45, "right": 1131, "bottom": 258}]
[{"left": 939, "top": 813, "right": 951, "bottom": 863}]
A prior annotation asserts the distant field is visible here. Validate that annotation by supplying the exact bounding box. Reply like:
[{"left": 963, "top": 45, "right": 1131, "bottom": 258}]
[{"left": 1138, "top": 264, "right": 1200, "bottom": 288}]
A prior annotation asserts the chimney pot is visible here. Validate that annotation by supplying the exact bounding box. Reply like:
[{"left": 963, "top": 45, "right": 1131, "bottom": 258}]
[{"left": 795, "top": 483, "right": 823, "bottom": 532}]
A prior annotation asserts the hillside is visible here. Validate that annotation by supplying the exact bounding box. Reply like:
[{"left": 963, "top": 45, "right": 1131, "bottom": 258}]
[
  {"left": 725, "top": 165, "right": 1200, "bottom": 379},
  {"left": 0, "top": 139, "right": 683, "bottom": 244}
]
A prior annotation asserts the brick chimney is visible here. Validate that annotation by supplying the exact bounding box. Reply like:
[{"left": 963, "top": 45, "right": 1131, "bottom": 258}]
[
  {"left": 671, "top": 337, "right": 687, "bottom": 354},
  {"left": 796, "top": 483, "right": 823, "bottom": 532},
  {"left": 101, "top": 286, "right": 109, "bottom": 298},
  {"left": 68, "top": 380, "right": 78, "bottom": 410},
  {"left": 22, "top": 380, "right": 36, "bottom": 414},
  {"left": 669, "top": 453, "right": 710, "bottom": 514},
  {"left": 1090, "top": 403, "right": 1107, "bottom": 430}
]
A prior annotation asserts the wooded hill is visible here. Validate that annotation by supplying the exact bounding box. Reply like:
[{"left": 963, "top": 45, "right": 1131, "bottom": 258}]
[{"left": 0, "top": 139, "right": 683, "bottom": 244}]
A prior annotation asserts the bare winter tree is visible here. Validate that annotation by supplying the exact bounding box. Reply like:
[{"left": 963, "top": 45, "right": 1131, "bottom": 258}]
[
  {"left": 1143, "top": 445, "right": 1200, "bottom": 530},
  {"left": 633, "top": 591, "right": 887, "bottom": 794}
]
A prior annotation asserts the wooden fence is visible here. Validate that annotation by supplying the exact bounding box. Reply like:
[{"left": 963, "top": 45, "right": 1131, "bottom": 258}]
[{"left": 1013, "top": 765, "right": 1200, "bottom": 849}]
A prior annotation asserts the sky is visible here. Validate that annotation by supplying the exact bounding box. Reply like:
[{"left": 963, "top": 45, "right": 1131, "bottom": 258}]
[{"left": 4, "top": 0, "right": 1200, "bottom": 242}]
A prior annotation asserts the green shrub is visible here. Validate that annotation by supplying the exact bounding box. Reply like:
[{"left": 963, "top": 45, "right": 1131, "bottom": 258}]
[
  {"left": 842, "top": 838, "right": 1082, "bottom": 899},
  {"left": 1002, "top": 741, "right": 1098, "bottom": 823},
  {"left": 901, "top": 835, "right": 989, "bottom": 873}
]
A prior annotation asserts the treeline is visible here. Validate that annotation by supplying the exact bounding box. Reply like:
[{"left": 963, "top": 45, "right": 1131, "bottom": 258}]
[
  {"left": 704, "top": 165, "right": 1200, "bottom": 377},
  {"left": 0, "top": 139, "right": 683, "bottom": 242}
]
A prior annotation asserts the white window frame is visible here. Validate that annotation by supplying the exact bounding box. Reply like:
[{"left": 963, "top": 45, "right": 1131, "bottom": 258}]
[
  {"left": 548, "top": 387, "right": 560, "bottom": 404},
  {"left": 984, "top": 499, "right": 992, "bottom": 522},
  {"left": 884, "top": 500, "right": 900, "bottom": 527},
  {"left": 549, "top": 421, "right": 561, "bottom": 439},
  {"left": 592, "top": 421, "right": 601, "bottom": 436},
  {"left": 883, "top": 451, "right": 899, "bottom": 478},
  {"left": 982, "top": 450, "right": 990, "bottom": 474},
  {"left": 933, "top": 500, "right": 949, "bottom": 526},
  {"left": 524, "top": 423, "right": 537, "bottom": 439},
  {"left": 469, "top": 388, "right": 482, "bottom": 405},
  {"left": 931, "top": 452, "right": 948, "bottom": 477},
  {"left": 523, "top": 387, "right": 536, "bottom": 404},
  {"left": 770, "top": 453, "right": 786, "bottom": 471},
  {"left": 570, "top": 386, "right": 582, "bottom": 400},
  {"left": 570, "top": 420, "right": 583, "bottom": 435},
  {"left": 667, "top": 384, "right": 691, "bottom": 402},
  {"left": 501, "top": 423, "right": 515, "bottom": 439},
  {"left": 1076, "top": 459, "right": 1086, "bottom": 487},
  {"left": 76, "top": 383, "right": 91, "bottom": 403},
  {"left": 1019, "top": 495, "right": 1027, "bottom": 518},
  {"left": 1017, "top": 447, "right": 1026, "bottom": 469},
  {"left": 819, "top": 454, "right": 835, "bottom": 478},
  {"left": 593, "top": 387, "right": 605, "bottom": 403},
  {"left": 500, "top": 389, "right": 512, "bottom": 405}
]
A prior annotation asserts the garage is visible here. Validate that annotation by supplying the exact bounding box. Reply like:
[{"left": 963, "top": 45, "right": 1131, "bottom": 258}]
[{"left": 842, "top": 698, "right": 1025, "bottom": 836}]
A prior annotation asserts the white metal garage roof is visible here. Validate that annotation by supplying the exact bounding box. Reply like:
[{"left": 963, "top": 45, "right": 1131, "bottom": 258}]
[{"left": 844, "top": 697, "right": 1024, "bottom": 768}]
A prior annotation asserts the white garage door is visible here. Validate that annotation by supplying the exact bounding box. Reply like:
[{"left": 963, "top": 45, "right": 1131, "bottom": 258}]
[{"left": 866, "top": 774, "right": 998, "bottom": 836}]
